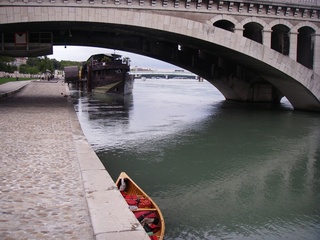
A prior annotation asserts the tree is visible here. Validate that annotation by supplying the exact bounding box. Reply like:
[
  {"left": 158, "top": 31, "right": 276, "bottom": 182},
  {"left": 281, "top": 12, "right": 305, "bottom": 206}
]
[
  {"left": 51, "top": 58, "right": 61, "bottom": 70},
  {"left": 26, "top": 57, "right": 40, "bottom": 67},
  {"left": 0, "top": 56, "right": 18, "bottom": 73},
  {"left": 59, "top": 60, "right": 82, "bottom": 70},
  {"left": 19, "top": 64, "right": 39, "bottom": 74},
  {"left": 0, "top": 56, "right": 15, "bottom": 63},
  {"left": 1, "top": 55, "right": 82, "bottom": 74},
  {"left": 37, "top": 56, "right": 53, "bottom": 73}
]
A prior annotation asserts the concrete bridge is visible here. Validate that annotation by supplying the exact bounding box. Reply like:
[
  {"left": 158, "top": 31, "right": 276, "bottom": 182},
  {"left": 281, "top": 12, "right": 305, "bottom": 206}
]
[{"left": 0, "top": 0, "right": 320, "bottom": 111}]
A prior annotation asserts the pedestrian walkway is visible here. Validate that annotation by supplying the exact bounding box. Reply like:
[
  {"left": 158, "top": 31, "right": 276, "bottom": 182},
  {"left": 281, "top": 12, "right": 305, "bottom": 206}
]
[
  {"left": 0, "top": 80, "right": 30, "bottom": 98},
  {"left": 0, "top": 80, "right": 149, "bottom": 240}
]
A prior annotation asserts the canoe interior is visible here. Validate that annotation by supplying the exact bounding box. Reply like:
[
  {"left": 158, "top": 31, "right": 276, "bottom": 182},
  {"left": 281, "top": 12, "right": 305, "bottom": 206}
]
[{"left": 116, "top": 172, "right": 165, "bottom": 240}]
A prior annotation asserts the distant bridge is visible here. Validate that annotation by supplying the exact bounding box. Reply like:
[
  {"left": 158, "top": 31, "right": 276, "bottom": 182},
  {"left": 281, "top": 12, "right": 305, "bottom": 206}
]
[
  {"left": 0, "top": 0, "right": 320, "bottom": 111},
  {"left": 130, "top": 71, "right": 198, "bottom": 79}
]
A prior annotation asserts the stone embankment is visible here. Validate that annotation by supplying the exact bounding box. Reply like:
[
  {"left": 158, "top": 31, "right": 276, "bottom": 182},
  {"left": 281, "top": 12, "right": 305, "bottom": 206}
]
[{"left": 0, "top": 80, "right": 149, "bottom": 240}]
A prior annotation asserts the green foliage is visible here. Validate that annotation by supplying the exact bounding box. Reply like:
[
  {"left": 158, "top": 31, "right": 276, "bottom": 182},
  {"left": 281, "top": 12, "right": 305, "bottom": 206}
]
[
  {"left": 38, "top": 56, "right": 53, "bottom": 73},
  {"left": 0, "top": 56, "right": 15, "bottom": 63},
  {"left": 0, "top": 56, "right": 18, "bottom": 73},
  {"left": 19, "top": 65, "right": 39, "bottom": 74},
  {"left": 59, "top": 60, "right": 82, "bottom": 69},
  {"left": 0, "top": 56, "right": 82, "bottom": 75},
  {"left": 26, "top": 57, "right": 39, "bottom": 67}
]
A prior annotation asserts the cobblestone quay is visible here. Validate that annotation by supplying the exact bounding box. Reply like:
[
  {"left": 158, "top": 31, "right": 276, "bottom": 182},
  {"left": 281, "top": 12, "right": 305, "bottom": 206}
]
[{"left": 0, "top": 81, "right": 94, "bottom": 239}]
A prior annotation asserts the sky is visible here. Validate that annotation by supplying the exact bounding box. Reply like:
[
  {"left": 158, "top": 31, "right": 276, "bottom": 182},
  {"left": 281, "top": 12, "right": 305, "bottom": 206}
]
[{"left": 48, "top": 46, "right": 180, "bottom": 70}]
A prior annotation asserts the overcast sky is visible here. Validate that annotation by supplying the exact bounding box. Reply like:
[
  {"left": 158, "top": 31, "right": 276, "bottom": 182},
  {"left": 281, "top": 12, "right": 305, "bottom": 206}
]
[{"left": 48, "top": 46, "right": 180, "bottom": 70}]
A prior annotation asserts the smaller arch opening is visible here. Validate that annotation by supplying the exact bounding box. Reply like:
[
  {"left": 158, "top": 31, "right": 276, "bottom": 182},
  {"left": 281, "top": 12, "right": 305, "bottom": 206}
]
[
  {"left": 243, "top": 22, "right": 263, "bottom": 44},
  {"left": 271, "top": 24, "right": 290, "bottom": 56},
  {"left": 297, "top": 26, "right": 315, "bottom": 69},
  {"left": 213, "top": 20, "right": 235, "bottom": 32}
]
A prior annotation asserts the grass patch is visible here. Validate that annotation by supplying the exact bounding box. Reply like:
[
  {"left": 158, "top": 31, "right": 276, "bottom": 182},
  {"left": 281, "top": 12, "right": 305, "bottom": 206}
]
[{"left": 0, "top": 77, "right": 33, "bottom": 85}]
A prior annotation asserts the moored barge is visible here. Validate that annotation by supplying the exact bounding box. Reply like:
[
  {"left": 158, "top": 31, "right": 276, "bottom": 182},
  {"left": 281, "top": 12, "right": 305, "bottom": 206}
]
[{"left": 81, "top": 53, "right": 133, "bottom": 95}]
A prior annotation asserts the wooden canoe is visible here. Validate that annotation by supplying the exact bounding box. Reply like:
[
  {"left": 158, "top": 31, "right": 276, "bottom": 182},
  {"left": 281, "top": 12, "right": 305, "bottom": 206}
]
[{"left": 116, "top": 172, "right": 165, "bottom": 240}]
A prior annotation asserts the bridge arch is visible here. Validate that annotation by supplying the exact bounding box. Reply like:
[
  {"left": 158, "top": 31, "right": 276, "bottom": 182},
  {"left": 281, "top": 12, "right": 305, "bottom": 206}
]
[
  {"left": 239, "top": 17, "right": 268, "bottom": 31},
  {"left": 1, "top": 6, "right": 320, "bottom": 111},
  {"left": 213, "top": 20, "right": 235, "bottom": 32},
  {"left": 239, "top": 17, "right": 268, "bottom": 44},
  {"left": 269, "top": 19, "right": 294, "bottom": 31},
  {"left": 271, "top": 24, "right": 290, "bottom": 56},
  {"left": 243, "top": 22, "right": 264, "bottom": 44},
  {"left": 298, "top": 26, "right": 316, "bottom": 69},
  {"left": 208, "top": 15, "right": 238, "bottom": 32},
  {"left": 291, "top": 22, "right": 319, "bottom": 34},
  {"left": 268, "top": 19, "right": 293, "bottom": 56},
  {"left": 290, "top": 22, "right": 318, "bottom": 70}
]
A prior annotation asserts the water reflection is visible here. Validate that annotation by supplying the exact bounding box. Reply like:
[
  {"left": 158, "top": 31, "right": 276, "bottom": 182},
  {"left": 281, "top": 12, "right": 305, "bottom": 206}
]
[{"left": 72, "top": 79, "right": 320, "bottom": 240}]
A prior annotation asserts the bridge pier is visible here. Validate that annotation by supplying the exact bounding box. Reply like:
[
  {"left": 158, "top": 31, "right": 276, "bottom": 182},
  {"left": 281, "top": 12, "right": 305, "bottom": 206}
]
[
  {"left": 208, "top": 64, "right": 282, "bottom": 103},
  {"left": 314, "top": 33, "right": 320, "bottom": 75},
  {"left": 289, "top": 31, "right": 298, "bottom": 63},
  {"left": 262, "top": 29, "right": 272, "bottom": 50}
]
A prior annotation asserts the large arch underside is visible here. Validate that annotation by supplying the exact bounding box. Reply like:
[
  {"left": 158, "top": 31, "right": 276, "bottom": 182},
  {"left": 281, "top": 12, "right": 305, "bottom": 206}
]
[{"left": 1, "top": 8, "right": 320, "bottom": 112}]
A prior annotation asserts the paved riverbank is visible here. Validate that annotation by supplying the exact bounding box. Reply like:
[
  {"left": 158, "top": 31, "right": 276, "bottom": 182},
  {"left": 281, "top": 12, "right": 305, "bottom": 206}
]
[
  {"left": 0, "top": 80, "right": 31, "bottom": 99},
  {"left": 0, "top": 80, "right": 149, "bottom": 240}
]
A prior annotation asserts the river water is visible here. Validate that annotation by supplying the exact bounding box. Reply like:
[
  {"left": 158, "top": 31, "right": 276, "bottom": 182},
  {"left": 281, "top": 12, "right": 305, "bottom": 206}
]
[{"left": 71, "top": 78, "right": 320, "bottom": 240}]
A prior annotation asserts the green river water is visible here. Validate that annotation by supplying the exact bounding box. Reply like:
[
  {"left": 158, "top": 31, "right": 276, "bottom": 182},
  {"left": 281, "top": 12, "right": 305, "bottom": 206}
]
[{"left": 72, "top": 78, "right": 320, "bottom": 240}]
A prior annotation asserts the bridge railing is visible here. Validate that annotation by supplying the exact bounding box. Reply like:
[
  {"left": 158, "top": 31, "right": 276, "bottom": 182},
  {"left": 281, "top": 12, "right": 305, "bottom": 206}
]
[
  {"left": 0, "top": 0, "right": 319, "bottom": 7},
  {"left": 245, "top": 0, "right": 319, "bottom": 7}
]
